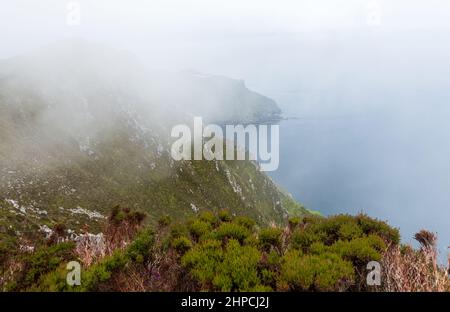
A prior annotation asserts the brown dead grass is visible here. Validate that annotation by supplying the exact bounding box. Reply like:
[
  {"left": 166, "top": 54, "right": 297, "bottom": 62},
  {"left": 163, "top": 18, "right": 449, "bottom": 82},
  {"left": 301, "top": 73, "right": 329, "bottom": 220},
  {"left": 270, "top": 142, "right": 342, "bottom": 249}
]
[{"left": 381, "top": 230, "right": 449, "bottom": 292}]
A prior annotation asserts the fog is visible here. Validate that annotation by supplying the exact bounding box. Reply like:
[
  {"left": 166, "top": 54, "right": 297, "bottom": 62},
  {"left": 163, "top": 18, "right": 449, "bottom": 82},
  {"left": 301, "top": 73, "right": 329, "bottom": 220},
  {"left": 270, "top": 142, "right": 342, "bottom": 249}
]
[{"left": 1, "top": 1, "right": 449, "bottom": 260}]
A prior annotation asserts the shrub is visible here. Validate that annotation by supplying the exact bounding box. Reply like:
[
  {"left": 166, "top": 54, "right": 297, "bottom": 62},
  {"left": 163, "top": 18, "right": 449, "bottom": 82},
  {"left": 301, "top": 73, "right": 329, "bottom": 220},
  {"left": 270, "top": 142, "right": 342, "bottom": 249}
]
[
  {"left": 215, "top": 223, "right": 250, "bottom": 243},
  {"left": 260, "top": 250, "right": 281, "bottom": 288},
  {"left": 5, "top": 242, "right": 76, "bottom": 291},
  {"left": 181, "top": 239, "right": 223, "bottom": 289},
  {"left": 0, "top": 235, "right": 17, "bottom": 268},
  {"left": 172, "top": 236, "right": 192, "bottom": 254},
  {"left": 313, "top": 215, "right": 361, "bottom": 243},
  {"left": 182, "top": 239, "right": 263, "bottom": 291},
  {"left": 248, "top": 284, "right": 273, "bottom": 292},
  {"left": 309, "top": 234, "right": 386, "bottom": 268},
  {"left": 5, "top": 211, "right": 411, "bottom": 292},
  {"left": 234, "top": 216, "right": 256, "bottom": 230},
  {"left": 81, "top": 251, "right": 128, "bottom": 291},
  {"left": 213, "top": 240, "right": 262, "bottom": 291},
  {"left": 218, "top": 209, "right": 232, "bottom": 222},
  {"left": 169, "top": 222, "right": 189, "bottom": 240},
  {"left": 260, "top": 268, "right": 277, "bottom": 287},
  {"left": 259, "top": 227, "right": 283, "bottom": 250},
  {"left": 80, "top": 228, "right": 154, "bottom": 291},
  {"left": 279, "top": 250, "right": 354, "bottom": 291},
  {"left": 189, "top": 220, "right": 212, "bottom": 240},
  {"left": 125, "top": 228, "right": 155, "bottom": 263},
  {"left": 299, "top": 215, "right": 323, "bottom": 227},
  {"left": 108, "top": 206, "right": 146, "bottom": 228},
  {"left": 291, "top": 229, "right": 323, "bottom": 251},
  {"left": 330, "top": 235, "right": 386, "bottom": 266},
  {"left": 158, "top": 215, "right": 172, "bottom": 228},
  {"left": 356, "top": 214, "right": 400, "bottom": 244},
  {"left": 105, "top": 206, "right": 147, "bottom": 251},
  {"left": 288, "top": 217, "right": 301, "bottom": 229},
  {"left": 338, "top": 222, "right": 363, "bottom": 241},
  {"left": 243, "top": 234, "right": 259, "bottom": 247},
  {"left": 199, "top": 211, "right": 218, "bottom": 225},
  {"left": 266, "top": 250, "right": 281, "bottom": 266},
  {"left": 31, "top": 265, "right": 73, "bottom": 292}
]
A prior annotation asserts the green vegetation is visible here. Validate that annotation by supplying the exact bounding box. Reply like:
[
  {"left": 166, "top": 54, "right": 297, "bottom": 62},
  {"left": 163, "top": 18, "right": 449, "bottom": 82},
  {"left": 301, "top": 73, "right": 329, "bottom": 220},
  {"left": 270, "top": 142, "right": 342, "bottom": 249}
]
[
  {"left": 4, "top": 242, "right": 76, "bottom": 291},
  {"left": 279, "top": 250, "right": 354, "bottom": 291},
  {"left": 1, "top": 210, "right": 405, "bottom": 292}
]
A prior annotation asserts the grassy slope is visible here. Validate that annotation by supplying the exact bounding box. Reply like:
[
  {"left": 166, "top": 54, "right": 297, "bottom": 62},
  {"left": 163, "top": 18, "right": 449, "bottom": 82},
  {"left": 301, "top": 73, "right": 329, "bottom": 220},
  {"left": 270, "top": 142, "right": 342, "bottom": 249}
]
[{"left": 0, "top": 85, "right": 310, "bottom": 252}]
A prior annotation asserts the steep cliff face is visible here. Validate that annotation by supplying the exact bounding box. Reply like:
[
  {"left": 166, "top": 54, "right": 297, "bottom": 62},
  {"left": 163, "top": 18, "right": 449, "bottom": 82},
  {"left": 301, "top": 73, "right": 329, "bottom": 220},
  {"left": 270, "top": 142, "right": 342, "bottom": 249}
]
[{"left": 0, "top": 40, "right": 307, "bottom": 248}]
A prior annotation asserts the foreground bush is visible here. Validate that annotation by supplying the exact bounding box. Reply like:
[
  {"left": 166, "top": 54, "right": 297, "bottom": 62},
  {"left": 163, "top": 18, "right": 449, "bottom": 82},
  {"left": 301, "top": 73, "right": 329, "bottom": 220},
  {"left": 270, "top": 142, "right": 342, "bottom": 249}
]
[
  {"left": 279, "top": 250, "right": 354, "bottom": 291},
  {"left": 2, "top": 210, "right": 448, "bottom": 292},
  {"left": 4, "top": 242, "right": 76, "bottom": 291}
]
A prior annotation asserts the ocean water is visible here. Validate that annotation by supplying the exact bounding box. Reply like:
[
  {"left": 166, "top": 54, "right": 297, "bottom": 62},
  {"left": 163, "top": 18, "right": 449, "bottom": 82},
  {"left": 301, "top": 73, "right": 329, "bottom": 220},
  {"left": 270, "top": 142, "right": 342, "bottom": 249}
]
[{"left": 268, "top": 107, "right": 450, "bottom": 263}]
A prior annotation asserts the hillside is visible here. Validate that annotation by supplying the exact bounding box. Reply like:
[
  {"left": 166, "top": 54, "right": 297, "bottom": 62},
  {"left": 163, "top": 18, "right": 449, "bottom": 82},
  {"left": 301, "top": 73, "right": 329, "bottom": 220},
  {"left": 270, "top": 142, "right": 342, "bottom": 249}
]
[
  {"left": 0, "top": 40, "right": 307, "bottom": 253},
  {"left": 1, "top": 41, "right": 447, "bottom": 294}
]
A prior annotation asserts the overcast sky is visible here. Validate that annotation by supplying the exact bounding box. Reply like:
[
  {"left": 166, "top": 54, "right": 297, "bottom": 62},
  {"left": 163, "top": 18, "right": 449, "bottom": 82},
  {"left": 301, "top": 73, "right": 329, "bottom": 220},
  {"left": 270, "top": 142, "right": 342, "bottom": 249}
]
[{"left": 1, "top": 0, "right": 450, "bottom": 59}]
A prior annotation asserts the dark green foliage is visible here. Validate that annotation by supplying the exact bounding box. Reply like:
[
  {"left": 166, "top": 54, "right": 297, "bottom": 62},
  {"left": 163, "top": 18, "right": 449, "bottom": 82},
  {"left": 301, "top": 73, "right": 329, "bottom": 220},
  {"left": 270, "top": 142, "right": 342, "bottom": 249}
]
[
  {"left": 198, "top": 211, "right": 218, "bottom": 225},
  {"left": 172, "top": 236, "right": 192, "bottom": 254},
  {"left": 181, "top": 239, "right": 223, "bottom": 288},
  {"left": 177, "top": 212, "right": 399, "bottom": 292},
  {"left": 109, "top": 205, "right": 146, "bottom": 228},
  {"left": 338, "top": 222, "right": 363, "bottom": 241},
  {"left": 32, "top": 264, "right": 76, "bottom": 292},
  {"left": 125, "top": 228, "right": 155, "bottom": 263},
  {"left": 312, "top": 214, "right": 363, "bottom": 243},
  {"left": 355, "top": 214, "right": 400, "bottom": 244},
  {"left": 280, "top": 250, "right": 354, "bottom": 291},
  {"left": 234, "top": 216, "right": 256, "bottom": 230},
  {"left": 291, "top": 214, "right": 398, "bottom": 251},
  {"left": 288, "top": 217, "right": 301, "bottom": 229},
  {"left": 291, "top": 228, "right": 325, "bottom": 251},
  {"left": 5, "top": 242, "right": 76, "bottom": 291},
  {"left": 182, "top": 239, "right": 262, "bottom": 291},
  {"left": 80, "top": 251, "right": 128, "bottom": 291},
  {"left": 213, "top": 240, "right": 262, "bottom": 291},
  {"left": 36, "top": 227, "right": 154, "bottom": 292},
  {"left": 215, "top": 222, "right": 250, "bottom": 243},
  {"left": 259, "top": 227, "right": 283, "bottom": 250},
  {"left": 218, "top": 209, "right": 232, "bottom": 222},
  {"left": 330, "top": 235, "right": 386, "bottom": 265},
  {"left": 189, "top": 219, "right": 212, "bottom": 240},
  {"left": 3, "top": 212, "right": 403, "bottom": 292},
  {"left": 158, "top": 215, "right": 172, "bottom": 228},
  {"left": 79, "top": 228, "right": 155, "bottom": 291},
  {"left": 169, "top": 222, "right": 189, "bottom": 240},
  {"left": 286, "top": 214, "right": 396, "bottom": 291},
  {"left": 0, "top": 235, "right": 17, "bottom": 268}
]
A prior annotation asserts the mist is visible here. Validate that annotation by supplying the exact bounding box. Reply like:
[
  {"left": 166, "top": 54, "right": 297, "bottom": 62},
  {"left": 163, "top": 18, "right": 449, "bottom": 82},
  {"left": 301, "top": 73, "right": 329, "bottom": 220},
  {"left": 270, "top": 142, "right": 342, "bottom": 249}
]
[{"left": 1, "top": 1, "right": 449, "bottom": 261}]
